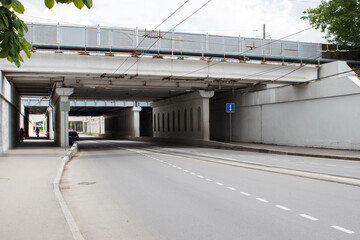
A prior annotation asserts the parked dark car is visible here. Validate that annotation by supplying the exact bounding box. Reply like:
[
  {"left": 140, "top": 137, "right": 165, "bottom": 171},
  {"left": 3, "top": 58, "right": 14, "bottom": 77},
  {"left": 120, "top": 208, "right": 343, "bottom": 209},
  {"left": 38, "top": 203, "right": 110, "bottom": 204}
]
[{"left": 69, "top": 131, "right": 79, "bottom": 144}]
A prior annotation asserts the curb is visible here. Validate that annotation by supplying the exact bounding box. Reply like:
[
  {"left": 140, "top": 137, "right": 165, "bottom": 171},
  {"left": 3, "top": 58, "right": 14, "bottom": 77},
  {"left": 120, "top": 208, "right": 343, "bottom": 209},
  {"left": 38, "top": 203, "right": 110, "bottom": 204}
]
[
  {"left": 127, "top": 136, "right": 360, "bottom": 161},
  {"left": 53, "top": 143, "right": 84, "bottom": 240}
]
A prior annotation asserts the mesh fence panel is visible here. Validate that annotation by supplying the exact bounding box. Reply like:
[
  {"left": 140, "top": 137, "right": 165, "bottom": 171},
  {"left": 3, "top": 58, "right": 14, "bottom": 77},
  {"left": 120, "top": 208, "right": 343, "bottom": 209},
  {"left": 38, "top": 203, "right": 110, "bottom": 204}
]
[
  {"left": 60, "top": 26, "right": 85, "bottom": 46},
  {"left": 31, "top": 24, "right": 57, "bottom": 44}
]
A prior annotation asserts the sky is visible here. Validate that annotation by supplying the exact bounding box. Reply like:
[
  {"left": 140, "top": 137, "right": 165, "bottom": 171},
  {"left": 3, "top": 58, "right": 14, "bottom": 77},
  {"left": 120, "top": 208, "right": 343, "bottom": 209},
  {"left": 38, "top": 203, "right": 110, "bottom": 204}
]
[{"left": 18, "top": 0, "right": 327, "bottom": 44}]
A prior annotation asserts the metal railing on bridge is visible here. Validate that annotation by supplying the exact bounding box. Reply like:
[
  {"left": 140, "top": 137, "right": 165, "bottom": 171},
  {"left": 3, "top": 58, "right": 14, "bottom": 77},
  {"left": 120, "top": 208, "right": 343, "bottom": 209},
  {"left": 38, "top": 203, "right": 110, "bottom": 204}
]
[{"left": 25, "top": 23, "right": 322, "bottom": 61}]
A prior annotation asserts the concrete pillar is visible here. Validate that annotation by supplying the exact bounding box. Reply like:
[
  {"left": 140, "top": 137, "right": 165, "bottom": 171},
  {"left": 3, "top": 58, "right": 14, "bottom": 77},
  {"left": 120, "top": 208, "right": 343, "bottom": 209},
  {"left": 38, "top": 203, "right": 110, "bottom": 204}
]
[
  {"left": 47, "top": 107, "right": 54, "bottom": 140},
  {"left": 51, "top": 87, "right": 73, "bottom": 147},
  {"left": 132, "top": 107, "right": 142, "bottom": 137},
  {"left": 24, "top": 107, "right": 29, "bottom": 139}
]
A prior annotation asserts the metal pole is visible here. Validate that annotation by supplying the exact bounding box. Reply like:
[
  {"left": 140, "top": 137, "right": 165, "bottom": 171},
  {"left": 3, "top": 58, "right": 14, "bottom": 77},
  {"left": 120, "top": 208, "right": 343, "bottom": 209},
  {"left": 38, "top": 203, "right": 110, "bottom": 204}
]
[
  {"left": 64, "top": 113, "right": 67, "bottom": 151},
  {"left": 229, "top": 112, "right": 232, "bottom": 143}
]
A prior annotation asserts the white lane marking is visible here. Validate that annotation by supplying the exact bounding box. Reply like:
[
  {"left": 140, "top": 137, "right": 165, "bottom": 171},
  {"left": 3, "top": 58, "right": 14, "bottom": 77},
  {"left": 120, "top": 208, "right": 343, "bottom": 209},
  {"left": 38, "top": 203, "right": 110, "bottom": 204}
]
[
  {"left": 197, "top": 175, "right": 204, "bottom": 178},
  {"left": 276, "top": 205, "right": 291, "bottom": 211},
  {"left": 215, "top": 182, "right": 224, "bottom": 186},
  {"left": 190, "top": 172, "right": 196, "bottom": 175},
  {"left": 331, "top": 225, "right": 355, "bottom": 234},
  {"left": 183, "top": 170, "right": 189, "bottom": 173},
  {"left": 299, "top": 214, "right": 318, "bottom": 221},
  {"left": 256, "top": 198, "right": 269, "bottom": 203},
  {"left": 172, "top": 165, "right": 177, "bottom": 168},
  {"left": 227, "top": 187, "right": 236, "bottom": 191},
  {"left": 310, "top": 163, "right": 320, "bottom": 165},
  {"left": 206, "top": 178, "right": 213, "bottom": 182},
  {"left": 344, "top": 166, "right": 355, "bottom": 169},
  {"left": 283, "top": 160, "right": 290, "bottom": 162},
  {"left": 240, "top": 192, "right": 251, "bottom": 196},
  {"left": 177, "top": 167, "right": 182, "bottom": 170},
  {"left": 326, "top": 164, "right": 336, "bottom": 167},
  {"left": 296, "top": 162, "right": 304, "bottom": 164}
]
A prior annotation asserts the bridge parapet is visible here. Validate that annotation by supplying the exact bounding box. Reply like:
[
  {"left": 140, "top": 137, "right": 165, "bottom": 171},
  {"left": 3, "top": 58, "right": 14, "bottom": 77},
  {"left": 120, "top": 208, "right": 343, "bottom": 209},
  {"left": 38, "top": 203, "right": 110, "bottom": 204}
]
[{"left": 25, "top": 23, "right": 322, "bottom": 61}]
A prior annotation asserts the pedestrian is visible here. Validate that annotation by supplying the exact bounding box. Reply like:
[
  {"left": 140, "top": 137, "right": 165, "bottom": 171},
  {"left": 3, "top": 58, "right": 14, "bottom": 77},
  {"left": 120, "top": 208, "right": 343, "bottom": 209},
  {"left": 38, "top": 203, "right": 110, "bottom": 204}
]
[
  {"left": 36, "top": 127, "right": 40, "bottom": 138},
  {"left": 19, "top": 128, "right": 25, "bottom": 142}
]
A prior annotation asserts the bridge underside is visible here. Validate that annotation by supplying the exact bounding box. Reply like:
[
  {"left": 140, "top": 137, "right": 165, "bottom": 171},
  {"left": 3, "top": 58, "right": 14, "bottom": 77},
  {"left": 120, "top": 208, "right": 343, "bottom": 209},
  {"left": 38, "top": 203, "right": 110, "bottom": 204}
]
[{"left": 1, "top": 49, "right": 360, "bottom": 151}]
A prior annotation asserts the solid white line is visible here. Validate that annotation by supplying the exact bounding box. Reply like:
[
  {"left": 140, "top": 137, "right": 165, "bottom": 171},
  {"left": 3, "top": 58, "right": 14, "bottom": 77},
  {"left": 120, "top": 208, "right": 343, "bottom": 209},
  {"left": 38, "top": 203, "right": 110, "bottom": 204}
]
[
  {"left": 256, "top": 198, "right": 269, "bottom": 203},
  {"left": 227, "top": 187, "right": 236, "bottom": 191},
  {"left": 215, "top": 182, "right": 224, "bottom": 186},
  {"left": 206, "top": 179, "right": 213, "bottom": 182},
  {"left": 240, "top": 192, "right": 251, "bottom": 196},
  {"left": 331, "top": 225, "right": 355, "bottom": 234},
  {"left": 276, "top": 205, "right": 291, "bottom": 211},
  {"left": 299, "top": 214, "right": 318, "bottom": 221},
  {"left": 197, "top": 175, "right": 204, "bottom": 178}
]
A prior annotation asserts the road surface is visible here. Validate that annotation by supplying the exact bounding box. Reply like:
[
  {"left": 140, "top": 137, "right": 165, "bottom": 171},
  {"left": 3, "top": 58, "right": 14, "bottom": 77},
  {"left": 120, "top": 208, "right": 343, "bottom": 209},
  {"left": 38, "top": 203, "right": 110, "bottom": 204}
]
[{"left": 61, "top": 140, "right": 360, "bottom": 240}]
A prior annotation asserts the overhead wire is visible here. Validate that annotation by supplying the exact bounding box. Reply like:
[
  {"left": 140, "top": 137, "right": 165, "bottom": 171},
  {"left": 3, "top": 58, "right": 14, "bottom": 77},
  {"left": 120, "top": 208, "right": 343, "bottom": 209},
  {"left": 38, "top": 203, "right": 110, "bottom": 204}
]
[
  {"left": 111, "top": 0, "right": 191, "bottom": 75},
  {"left": 121, "top": 0, "right": 214, "bottom": 75}
]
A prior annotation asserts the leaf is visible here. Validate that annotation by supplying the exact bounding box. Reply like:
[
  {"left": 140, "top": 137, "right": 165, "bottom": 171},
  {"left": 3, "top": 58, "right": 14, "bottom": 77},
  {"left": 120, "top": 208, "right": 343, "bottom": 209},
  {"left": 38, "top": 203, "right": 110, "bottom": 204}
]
[
  {"left": 72, "top": 0, "right": 84, "bottom": 9},
  {"left": 82, "top": 0, "right": 92, "bottom": 9},
  {"left": 12, "top": 0, "right": 25, "bottom": 14},
  {"left": 45, "top": 0, "right": 55, "bottom": 9},
  {"left": 1, "top": 0, "right": 12, "bottom": 5}
]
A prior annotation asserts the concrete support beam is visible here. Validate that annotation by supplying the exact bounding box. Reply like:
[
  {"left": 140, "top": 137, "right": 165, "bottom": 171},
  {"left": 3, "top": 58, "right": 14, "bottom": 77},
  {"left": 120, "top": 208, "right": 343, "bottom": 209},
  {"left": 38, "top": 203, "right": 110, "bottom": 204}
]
[
  {"left": 47, "top": 107, "right": 54, "bottom": 140},
  {"left": 132, "top": 107, "right": 142, "bottom": 137},
  {"left": 152, "top": 90, "right": 214, "bottom": 141},
  {"left": 51, "top": 88, "right": 74, "bottom": 147}
]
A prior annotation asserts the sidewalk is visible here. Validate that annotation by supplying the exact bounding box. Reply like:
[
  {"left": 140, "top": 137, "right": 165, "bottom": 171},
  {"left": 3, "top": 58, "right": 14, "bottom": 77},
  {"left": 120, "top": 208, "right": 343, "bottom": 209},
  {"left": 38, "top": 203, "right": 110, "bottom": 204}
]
[
  {"left": 212, "top": 141, "right": 360, "bottom": 161},
  {"left": 0, "top": 139, "right": 73, "bottom": 240}
]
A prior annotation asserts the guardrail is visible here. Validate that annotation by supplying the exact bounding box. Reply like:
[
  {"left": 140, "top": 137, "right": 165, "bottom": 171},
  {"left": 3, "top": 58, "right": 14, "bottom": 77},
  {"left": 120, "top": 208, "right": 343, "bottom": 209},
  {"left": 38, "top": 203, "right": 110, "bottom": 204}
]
[{"left": 25, "top": 23, "right": 322, "bottom": 60}]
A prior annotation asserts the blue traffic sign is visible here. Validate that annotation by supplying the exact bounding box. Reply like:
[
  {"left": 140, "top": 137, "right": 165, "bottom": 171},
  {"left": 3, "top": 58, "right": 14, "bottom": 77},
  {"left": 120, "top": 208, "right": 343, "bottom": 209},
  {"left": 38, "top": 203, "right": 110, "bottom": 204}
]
[{"left": 226, "top": 103, "right": 235, "bottom": 113}]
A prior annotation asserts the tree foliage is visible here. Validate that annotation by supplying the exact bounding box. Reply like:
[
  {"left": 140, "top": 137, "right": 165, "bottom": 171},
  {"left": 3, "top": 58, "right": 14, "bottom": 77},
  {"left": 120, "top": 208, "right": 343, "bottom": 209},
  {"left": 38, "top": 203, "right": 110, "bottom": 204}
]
[
  {"left": 302, "top": 0, "right": 360, "bottom": 47},
  {"left": 0, "top": 0, "right": 92, "bottom": 67}
]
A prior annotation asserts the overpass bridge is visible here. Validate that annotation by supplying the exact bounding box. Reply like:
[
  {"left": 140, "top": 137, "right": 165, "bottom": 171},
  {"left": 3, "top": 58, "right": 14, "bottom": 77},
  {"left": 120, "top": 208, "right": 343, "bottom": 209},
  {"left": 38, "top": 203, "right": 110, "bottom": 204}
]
[{"left": 0, "top": 23, "right": 360, "bottom": 153}]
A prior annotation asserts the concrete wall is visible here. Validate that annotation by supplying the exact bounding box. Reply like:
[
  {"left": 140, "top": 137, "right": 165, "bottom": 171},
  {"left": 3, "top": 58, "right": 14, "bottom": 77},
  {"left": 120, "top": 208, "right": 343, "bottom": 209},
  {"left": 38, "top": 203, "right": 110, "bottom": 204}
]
[
  {"left": 105, "top": 108, "right": 137, "bottom": 139},
  {"left": 152, "top": 91, "right": 213, "bottom": 140},
  {"left": 210, "top": 61, "right": 360, "bottom": 150},
  {"left": 140, "top": 107, "right": 153, "bottom": 137},
  {"left": 0, "top": 70, "right": 21, "bottom": 153}
]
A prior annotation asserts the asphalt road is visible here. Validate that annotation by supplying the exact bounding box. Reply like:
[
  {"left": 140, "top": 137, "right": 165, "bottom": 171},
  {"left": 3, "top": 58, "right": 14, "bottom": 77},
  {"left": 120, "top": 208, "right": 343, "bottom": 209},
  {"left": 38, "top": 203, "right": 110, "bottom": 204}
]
[{"left": 61, "top": 140, "right": 360, "bottom": 240}]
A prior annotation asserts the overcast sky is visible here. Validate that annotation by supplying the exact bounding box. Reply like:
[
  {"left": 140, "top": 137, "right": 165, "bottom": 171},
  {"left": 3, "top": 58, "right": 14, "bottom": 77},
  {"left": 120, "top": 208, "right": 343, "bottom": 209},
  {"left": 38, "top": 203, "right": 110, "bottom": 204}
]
[{"left": 19, "top": 0, "right": 327, "bottom": 44}]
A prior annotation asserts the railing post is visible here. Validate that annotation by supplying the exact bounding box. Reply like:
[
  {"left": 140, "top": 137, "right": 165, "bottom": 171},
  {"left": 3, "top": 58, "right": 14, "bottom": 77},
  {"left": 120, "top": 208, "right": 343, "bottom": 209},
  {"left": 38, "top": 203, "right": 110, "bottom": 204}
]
[
  {"left": 205, "top": 32, "right": 209, "bottom": 52},
  {"left": 135, "top": 27, "right": 139, "bottom": 48},
  {"left": 57, "top": 22, "right": 60, "bottom": 44},
  {"left": 171, "top": 29, "right": 175, "bottom": 56},
  {"left": 97, "top": 24, "right": 100, "bottom": 46}
]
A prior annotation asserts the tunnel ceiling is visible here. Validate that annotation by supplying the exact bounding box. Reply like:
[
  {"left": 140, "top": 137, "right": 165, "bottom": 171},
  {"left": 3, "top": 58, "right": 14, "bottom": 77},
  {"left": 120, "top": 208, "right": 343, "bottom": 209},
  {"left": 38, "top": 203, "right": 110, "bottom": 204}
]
[{"left": 5, "top": 71, "right": 249, "bottom": 101}]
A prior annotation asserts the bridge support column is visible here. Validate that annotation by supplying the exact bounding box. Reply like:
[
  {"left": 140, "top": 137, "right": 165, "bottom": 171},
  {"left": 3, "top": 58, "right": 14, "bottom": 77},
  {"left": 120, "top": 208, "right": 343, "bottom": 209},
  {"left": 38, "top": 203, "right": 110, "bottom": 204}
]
[
  {"left": 132, "top": 107, "right": 142, "bottom": 137},
  {"left": 46, "top": 107, "right": 54, "bottom": 140},
  {"left": 152, "top": 90, "right": 214, "bottom": 141},
  {"left": 51, "top": 88, "right": 73, "bottom": 147}
]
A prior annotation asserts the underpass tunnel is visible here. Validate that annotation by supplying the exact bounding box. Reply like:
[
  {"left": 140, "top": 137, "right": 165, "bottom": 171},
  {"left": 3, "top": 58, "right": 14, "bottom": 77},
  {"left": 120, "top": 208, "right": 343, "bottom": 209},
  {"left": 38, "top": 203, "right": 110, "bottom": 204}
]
[{"left": 69, "top": 105, "right": 153, "bottom": 141}]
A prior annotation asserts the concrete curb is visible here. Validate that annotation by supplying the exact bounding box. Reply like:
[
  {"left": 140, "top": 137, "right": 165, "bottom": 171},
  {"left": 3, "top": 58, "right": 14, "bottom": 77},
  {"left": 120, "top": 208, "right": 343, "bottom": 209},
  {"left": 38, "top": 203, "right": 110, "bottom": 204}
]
[
  {"left": 53, "top": 143, "right": 84, "bottom": 240},
  {"left": 127, "top": 136, "right": 360, "bottom": 161}
]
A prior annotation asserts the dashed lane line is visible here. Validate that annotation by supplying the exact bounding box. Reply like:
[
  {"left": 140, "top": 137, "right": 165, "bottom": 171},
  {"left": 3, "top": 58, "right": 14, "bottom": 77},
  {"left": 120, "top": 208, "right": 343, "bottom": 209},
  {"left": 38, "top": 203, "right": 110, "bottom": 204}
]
[
  {"left": 299, "top": 214, "right": 318, "bottom": 221},
  {"left": 133, "top": 149, "right": 357, "bottom": 237},
  {"left": 331, "top": 225, "right": 355, "bottom": 234},
  {"left": 276, "top": 205, "right": 291, "bottom": 211},
  {"left": 240, "top": 192, "right": 251, "bottom": 197}
]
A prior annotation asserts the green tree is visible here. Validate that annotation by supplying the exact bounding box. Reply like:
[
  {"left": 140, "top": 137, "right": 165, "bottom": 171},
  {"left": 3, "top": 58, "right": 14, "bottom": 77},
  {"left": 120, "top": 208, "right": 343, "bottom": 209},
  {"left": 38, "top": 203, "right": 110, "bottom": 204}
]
[
  {"left": 302, "top": 0, "right": 360, "bottom": 47},
  {"left": 0, "top": 0, "right": 92, "bottom": 67}
]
